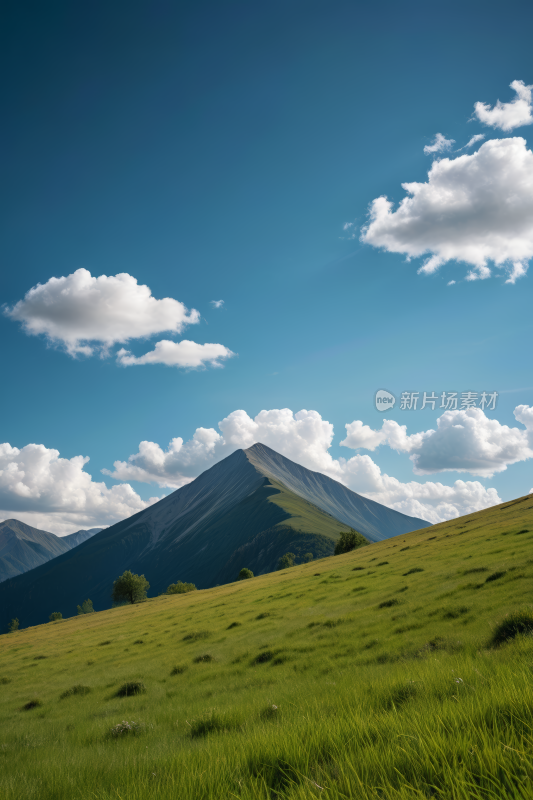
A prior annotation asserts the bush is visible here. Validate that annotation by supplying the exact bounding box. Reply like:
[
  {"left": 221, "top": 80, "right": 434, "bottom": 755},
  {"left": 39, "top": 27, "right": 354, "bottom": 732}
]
[
  {"left": 49, "top": 612, "right": 62, "bottom": 622},
  {"left": 303, "top": 553, "right": 314, "bottom": 562},
  {"left": 116, "top": 681, "right": 146, "bottom": 697},
  {"left": 8, "top": 618, "right": 19, "bottom": 633},
  {"left": 77, "top": 599, "right": 94, "bottom": 615},
  {"left": 110, "top": 720, "right": 143, "bottom": 737},
  {"left": 238, "top": 568, "right": 254, "bottom": 580},
  {"left": 253, "top": 650, "right": 274, "bottom": 664},
  {"left": 112, "top": 571, "right": 149, "bottom": 605},
  {"left": 22, "top": 699, "right": 42, "bottom": 710},
  {"left": 60, "top": 685, "right": 91, "bottom": 699},
  {"left": 334, "top": 529, "right": 368, "bottom": 555},
  {"left": 379, "top": 598, "right": 401, "bottom": 608},
  {"left": 193, "top": 654, "right": 214, "bottom": 663},
  {"left": 170, "top": 665, "right": 188, "bottom": 675},
  {"left": 486, "top": 570, "right": 506, "bottom": 583},
  {"left": 491, "top": 610, "right": 533, "bottom": 646},
  {"left": 277, "top": 553, "right": 295, "bottom": 570},
  {"left": 166, "top": 581, "right": 196, "bottom": 594}
]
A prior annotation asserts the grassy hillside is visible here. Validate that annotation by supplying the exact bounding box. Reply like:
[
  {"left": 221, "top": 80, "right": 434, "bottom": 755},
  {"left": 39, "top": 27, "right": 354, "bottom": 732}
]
[{"left": 1, "top": 494, "right": 532, "bottom": 799}]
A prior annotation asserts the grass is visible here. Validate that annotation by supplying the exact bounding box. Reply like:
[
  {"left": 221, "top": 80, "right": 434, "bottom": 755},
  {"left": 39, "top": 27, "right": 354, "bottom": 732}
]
[{"left": 0, "top": 495, "right": 533, "bottom": 799}]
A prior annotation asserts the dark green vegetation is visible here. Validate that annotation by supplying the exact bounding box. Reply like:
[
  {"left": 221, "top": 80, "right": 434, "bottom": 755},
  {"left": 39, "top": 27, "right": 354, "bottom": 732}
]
[
  {"left": 166, "top": 581, "right": 197, "bottom": 594},
  {"left": 48, "top": 612, "right": 62, "bottom": 622},
  {"left": 238, "top": 568, "right": 254, "bottom": 580},
  {"left": 0, "top": 444, "right": 428, "bottom": 629},
  {"left": 76, "top": 599, "right": 94, "bottom": 615},
  {"left": 334, "top": 528, "right": 368, "bottom": 555},
  {"left": 112, "top": 571, "right": 149, "bottom": 605},
  {"left": 0, "top": 519, "right": 102, "bottom": 583},
  {"left": 1, "top": 494, "right": 532, "bottom": 799},
  {"left": 277, "top": 552, "right": 296, "bottom": 569}
]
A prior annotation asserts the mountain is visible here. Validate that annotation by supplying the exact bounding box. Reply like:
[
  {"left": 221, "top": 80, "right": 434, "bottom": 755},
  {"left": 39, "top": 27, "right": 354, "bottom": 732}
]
[
  {"left": 0, "top": 520, "right": 102, "bottom": 583},
  {"left": 0, "top": 443, "right": 429, "bottom": 629}
]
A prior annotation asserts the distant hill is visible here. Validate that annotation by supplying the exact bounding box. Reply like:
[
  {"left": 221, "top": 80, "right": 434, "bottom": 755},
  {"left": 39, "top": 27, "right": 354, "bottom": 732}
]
[
  {"left": 0, "top": 520, "right": 102, "bottom": 583},
  {"left": 0, "top": 443, "right": 429, "bottom": 628}
]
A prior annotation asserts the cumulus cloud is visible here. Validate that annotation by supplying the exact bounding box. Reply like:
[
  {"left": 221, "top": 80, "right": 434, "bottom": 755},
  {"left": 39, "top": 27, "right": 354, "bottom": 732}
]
[
  {"left": 104, "top": 408, "right": 506, "bottom": 524},
  {"left": 116, "top": 340, "right": 235, "bottom": 369},
  {"left": 341, "top": 406, "right": 533, "bottom": 478},
  {"left": 361, "top": 137, "right": 533, "bottom": 283},
  {"left": 4, "top": 268, "right": 200, "bottom": 356},
  {"left": 424, "top": 133, "right": 455, "bottom": 155},
  {"left": 210, "top": 300, "right": 224, "bottom": 309},
  {"left": 474, "top": 80, "right": 533, "bottom": 131},
  {"left": 0, "top": 442, "right": 162, "bottom": 535}
]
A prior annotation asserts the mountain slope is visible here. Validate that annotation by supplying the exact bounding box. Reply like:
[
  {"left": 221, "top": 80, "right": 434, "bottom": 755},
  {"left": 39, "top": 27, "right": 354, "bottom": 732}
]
[
  {"left": 0, "top": 444, "right": 428, "bottom": 629},
  {"left": 0, "top": 520, "right": 102, "bottom": 583}
]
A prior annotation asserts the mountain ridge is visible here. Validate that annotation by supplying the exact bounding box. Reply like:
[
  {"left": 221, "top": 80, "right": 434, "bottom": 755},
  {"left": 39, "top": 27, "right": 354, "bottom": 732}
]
[
  {"left": 0, "top": 519, "right": 102, "bottom": 583},
  {"left": 0, "top": 443, "right": 429, "bottom": 629}
]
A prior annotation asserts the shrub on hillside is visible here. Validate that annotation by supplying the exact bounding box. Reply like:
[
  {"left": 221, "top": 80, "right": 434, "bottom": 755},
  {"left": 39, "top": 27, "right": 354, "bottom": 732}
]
[
  {"left": 116, "top": 681, "right": 146, "bottom": 697},
  {"left": 491, "top": 610, "right": 533, "bottom": 646},
  {"left": 77, "top": 599, "right": 94, "bottom": 615},
  {"left": 112, "top": 571, "right": 149, "bottom": 605},
  {"left": 238, "top": 568, "right": 254, "bottom": 580},
  {"left": 8, "top": 618, "right": 19, "bottom": 633},
  {"left": 334, "top": 529, "right": 367, "bottom": 555},
  {"left": 277, "top": 553, "right": 295, "bottom": 570},
  {"left": 60, "top": 685, "right": 91, "bottom": 699},
  {"left": 22, "top": 699, "right": 42, "bottom": 710},
  {"left": 49, "top": 612, "right": 62, "bottom": 621},
  {"left": 303, "top": 553, "right": 314, "bottom": 562},
  {"left": 167, "top": 581, "right": 196, "bottom": 594}
]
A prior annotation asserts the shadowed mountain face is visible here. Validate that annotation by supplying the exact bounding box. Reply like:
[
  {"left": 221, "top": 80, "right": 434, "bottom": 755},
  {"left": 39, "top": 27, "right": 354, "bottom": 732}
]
[
  {"left": 0, "top": 520, "right": 102, "bottom": 583},
  {"left": 0, "top": 444, "right": 429, "bottom": 629}
]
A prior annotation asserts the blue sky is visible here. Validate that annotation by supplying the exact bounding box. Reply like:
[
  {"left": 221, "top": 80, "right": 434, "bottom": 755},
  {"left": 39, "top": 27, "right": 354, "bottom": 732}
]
[{"left": 1, "top": 0, "right": 532, "bottom": 533}]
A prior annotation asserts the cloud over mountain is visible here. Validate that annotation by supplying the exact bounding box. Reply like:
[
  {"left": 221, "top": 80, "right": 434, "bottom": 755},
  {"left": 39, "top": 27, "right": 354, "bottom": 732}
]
[
  {"left": 361, "top": 137, "right": 533, "bottom": 283},
  {"left": 474, "top": 80, "right": 533, "bottom": 131},
  {"left": 341, "top": 406, "right": 533, "bottom": 478},
  {"left": 0, "top": 443, "right": 161, "bottom": 535},
  {"left": 5, "top": 269, "right": 200, "bottom": 356},
  {"left": 103, "top": 408, "right": 503, "bottom": 524}
]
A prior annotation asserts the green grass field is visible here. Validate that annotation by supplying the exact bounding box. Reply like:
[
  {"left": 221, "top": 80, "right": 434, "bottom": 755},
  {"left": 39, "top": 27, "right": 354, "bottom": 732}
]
[{"left": 1, "top": 494, "right": 533, "bottom": 799}]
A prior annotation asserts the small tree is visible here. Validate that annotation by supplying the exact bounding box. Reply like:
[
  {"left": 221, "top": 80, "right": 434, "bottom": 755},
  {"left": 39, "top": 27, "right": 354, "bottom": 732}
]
[
  {"left": 8, "top": 618, "right": 19, "bottom": 633},
  {"left": 334, "top": 529, "right": 367, "bottom": 556},
  {"left": 49, "top": 612, "right": 62, "bottom": 622},
  {"left": 238, "top": 568, "right": 254, "bottom": 580},
  {"left": 303, "top": 553, "right": 314, "bottom": 562},
  {"left": 277, "top": 552, "right": 295, "bottom": 570},
  {"left": 77, "top": 599, "right": 94, "bottom": 615},
  {"left": 167, "top": 581, "right": 196, "bottom": 594},
  {"left": 112, "top": 571, "right": 149, "bottom": 605}
]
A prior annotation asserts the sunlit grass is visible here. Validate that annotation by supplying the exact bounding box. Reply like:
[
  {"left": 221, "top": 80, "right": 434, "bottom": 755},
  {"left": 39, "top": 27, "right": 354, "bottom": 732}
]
[{"left": 1, "top": 496, "right": 532, "bottom": 798}]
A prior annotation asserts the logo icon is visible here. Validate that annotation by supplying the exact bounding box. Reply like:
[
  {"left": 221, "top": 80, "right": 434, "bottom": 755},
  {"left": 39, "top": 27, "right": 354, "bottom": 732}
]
[{"left": 375, "top": 389, "right": 396, "bottom": 412}]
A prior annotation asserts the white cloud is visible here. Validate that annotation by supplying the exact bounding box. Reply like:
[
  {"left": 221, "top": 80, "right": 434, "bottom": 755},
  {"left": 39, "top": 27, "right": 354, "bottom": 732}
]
[
  {"left": 116, "top": 339, "right": 234, "bottom": 369},
  {"left": 343, "top": 222, "right": 354, "bottom": 230},
  {"left": 361, "top": 137, "right": 533, "bottom": 283},
  {"left": 341, "top": 406, "right": 533, "bottom": 478},
  {"left": 211, "top": 300, "right": 224, "bottom": 309},
  {"left": 447, "top": 280, "right": 456, "bottom": 285},
  {"left": 4, "top": 268, "right": 200, "bottom": 356},
  {"left": 424, "top": 133, "right": 455, "bottom": 155},
  {"left": 474, "top": 80, "right": 533, "bottom": 131},
  {"left": 0, "top": 443, "right": 162, "bottom": 535},
  {"left": 104, "top": 408, "right": 505, "bottom": 524},
  {"left": 459, "top": 134, "right": 485, "bottom": 150}
]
